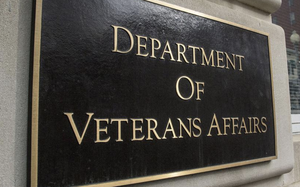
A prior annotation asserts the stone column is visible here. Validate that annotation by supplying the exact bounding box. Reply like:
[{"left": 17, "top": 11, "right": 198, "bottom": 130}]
[{"left": 0, "top": 0, "right": 32, "bottom": 186}]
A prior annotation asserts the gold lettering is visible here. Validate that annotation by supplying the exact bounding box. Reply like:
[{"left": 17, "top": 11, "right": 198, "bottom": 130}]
[
  {"left": 150, "top": 38, "right": 161, "bottom": 58},
  {"left": 253, "top": 117, "right": 261, "bottom": 133},
  {"left": 261, "top": 117, "right": 267, "bottom": 133},
  {"left": 231, "top": 117, "right": 239, "bottom": 135},
  {"left": 207, "top": 113, "right": 222, "bottom": 136},
  {"left": 223, "top": 117, "right": 231, "bottom": 135},
  {"left": 216, "top": 51, "right": 225, "bottom": 68},
  {"left": 176, "top": 76, "right": 194, "bottom": 100},
  {"left": 64, "top": 112, "right": 94, "bottom": 145},
  {"left": 195, "top": 81, "right": 205, "bottom": 100},
  {"left": 225, "top": 53, "right": 236, "bottom": 70},
  {"left": 188, "top": 45, "right": 200, "bottom": 65},
  {"left": 192, "top": 118, "right": 202, "bottom": 137},
  {"left": 236, "top": 54, "right": 245, "bottom": 71},
  {"left": 176, "top": 43, "right": 189, "bottom": 63},
  {"left": 110, "top": 119, "right": 128, "bottom": 142},
  {"left": 239, "top": 117, "right": 248, "bottom": 134},
  {"left": 111, "top": 25, "right": 134, "bottom": 54},
  {"left": 248, "top": 117, "right": 253, "bottom": 133},
  {"left": 111, "top": 26, "right": 245, "bottom": 72},
  {"left": 94, "top": 118, "right": 110, "bottom": 143},
  {"left": 178, "top": 118, "right": 192, "bottom": 138},
  {"left": 201, "top": 48, "right": 215, "bottom": 67},
  {"left": 160, "top": 41, "right": 175, "bottom": 61},
  {"left": 131, "top": 118, "right": 145, "bottom": 141},
  {"left": 162, "top": 118, "right": 178, "bottom": 139},
  {"left": 145, "top": 118, "right": 161, "bottom": 140},
  {"left": 136, "top": 35, "right": 149, "bottom": 57}
]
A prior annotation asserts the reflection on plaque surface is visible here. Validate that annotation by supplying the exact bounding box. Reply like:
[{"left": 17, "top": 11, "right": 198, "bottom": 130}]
[{"left": 30, "top": 0, "right": 276, "bottom": 186}]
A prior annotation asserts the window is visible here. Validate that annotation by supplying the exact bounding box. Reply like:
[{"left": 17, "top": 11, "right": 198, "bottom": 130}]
[
  {"left": 289, "top": 0, "right": 294, "bottom": 6},
  {"left": 272, "top": 17, "right": 277, "bottom": 24},
  {"left": 290, "top": 12, "right": 295, "bottom": 25},
  {"left": 288, "top": 60, "right": 297, "bottom": 75}
]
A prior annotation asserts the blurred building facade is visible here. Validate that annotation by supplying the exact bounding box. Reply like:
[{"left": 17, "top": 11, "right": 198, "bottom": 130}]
[{"left": 273, "top": 0, "right": 300, "bottom": 114}]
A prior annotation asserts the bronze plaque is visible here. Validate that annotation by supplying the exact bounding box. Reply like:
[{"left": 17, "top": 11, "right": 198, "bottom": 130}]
[{"left": 30, "top": 0, "right": 276, "bottom": 186}]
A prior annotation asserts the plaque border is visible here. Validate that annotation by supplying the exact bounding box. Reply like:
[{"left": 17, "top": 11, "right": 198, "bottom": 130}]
[{"left": 30, "top": 0, "right": 277, "bottom": 186}]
